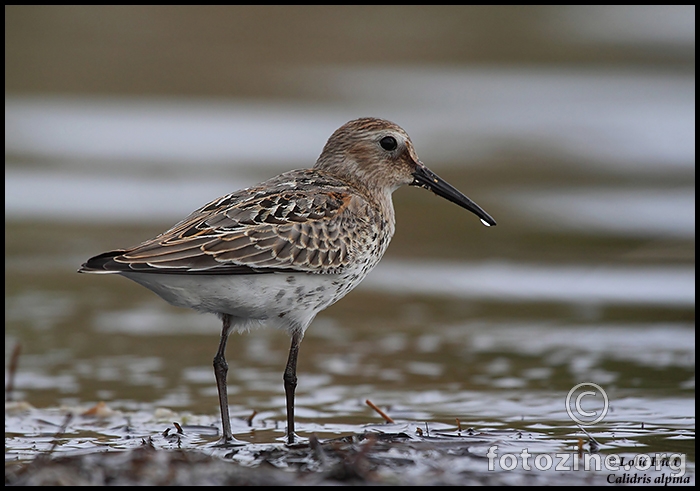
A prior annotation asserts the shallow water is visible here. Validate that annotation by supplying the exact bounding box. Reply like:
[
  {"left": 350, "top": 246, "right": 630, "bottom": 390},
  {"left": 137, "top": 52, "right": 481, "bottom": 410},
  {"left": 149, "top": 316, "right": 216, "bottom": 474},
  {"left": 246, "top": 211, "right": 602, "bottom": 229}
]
[{"left": 4, "top": 6, "right": 695, "bottom": 484}]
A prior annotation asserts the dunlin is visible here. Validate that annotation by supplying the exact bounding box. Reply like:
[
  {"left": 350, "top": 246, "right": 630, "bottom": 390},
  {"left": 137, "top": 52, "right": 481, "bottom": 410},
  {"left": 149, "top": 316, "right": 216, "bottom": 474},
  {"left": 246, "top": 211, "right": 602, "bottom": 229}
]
[{"left": 79, "top": 117, "right": 496, "bottom": 445}]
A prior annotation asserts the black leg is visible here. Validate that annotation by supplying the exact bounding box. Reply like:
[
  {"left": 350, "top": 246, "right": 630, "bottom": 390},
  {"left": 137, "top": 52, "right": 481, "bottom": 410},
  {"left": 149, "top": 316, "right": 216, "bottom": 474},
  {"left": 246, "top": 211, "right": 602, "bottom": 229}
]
[
  {"left": 213, "top": 314, "right": 234, "bottom": 443},
  {"left": 283, "top": 331, "right": 302, "bottom": 444}
]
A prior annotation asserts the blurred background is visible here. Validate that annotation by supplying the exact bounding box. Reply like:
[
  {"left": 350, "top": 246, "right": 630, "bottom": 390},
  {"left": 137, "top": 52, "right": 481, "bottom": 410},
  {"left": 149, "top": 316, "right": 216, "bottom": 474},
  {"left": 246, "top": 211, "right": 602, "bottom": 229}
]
[{"left": 5, "top": 5, "right": 695, "bottom": 463}]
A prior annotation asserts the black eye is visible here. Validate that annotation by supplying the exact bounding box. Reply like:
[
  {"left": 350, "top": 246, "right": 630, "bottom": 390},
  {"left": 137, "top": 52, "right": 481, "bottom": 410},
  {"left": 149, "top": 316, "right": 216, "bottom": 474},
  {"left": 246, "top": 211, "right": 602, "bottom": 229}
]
[{"left": 379, "top": 136, "right": 398, "bottom": 151}]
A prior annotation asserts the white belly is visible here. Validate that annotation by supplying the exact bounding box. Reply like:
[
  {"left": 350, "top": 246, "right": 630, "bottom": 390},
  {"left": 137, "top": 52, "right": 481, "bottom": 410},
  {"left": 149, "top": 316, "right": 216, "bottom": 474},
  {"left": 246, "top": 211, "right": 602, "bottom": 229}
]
[{"left": 121, "top": 271, "right": 353, "bottom": 333}]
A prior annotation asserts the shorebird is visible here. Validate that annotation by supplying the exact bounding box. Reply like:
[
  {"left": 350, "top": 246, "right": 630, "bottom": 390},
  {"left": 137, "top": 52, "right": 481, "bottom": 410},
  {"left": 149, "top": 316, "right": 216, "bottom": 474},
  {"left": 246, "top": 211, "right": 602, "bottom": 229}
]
[{"left": 79, "top": 117, "right": 496, "bottom": 445}]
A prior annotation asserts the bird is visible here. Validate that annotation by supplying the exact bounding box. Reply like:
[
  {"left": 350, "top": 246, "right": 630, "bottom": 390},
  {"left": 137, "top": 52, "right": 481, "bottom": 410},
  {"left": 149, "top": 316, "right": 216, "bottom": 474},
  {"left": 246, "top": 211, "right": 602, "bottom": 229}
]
[{"left": 78, "top": 117, "right": 496, "bottom": 446}]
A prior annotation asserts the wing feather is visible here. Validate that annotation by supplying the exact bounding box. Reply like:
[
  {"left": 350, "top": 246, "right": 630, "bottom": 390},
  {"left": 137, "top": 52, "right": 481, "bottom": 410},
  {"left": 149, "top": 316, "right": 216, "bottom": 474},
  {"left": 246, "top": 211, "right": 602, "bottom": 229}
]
[{"left": 81, "top": 169, "right": 378, "bottom": 275}]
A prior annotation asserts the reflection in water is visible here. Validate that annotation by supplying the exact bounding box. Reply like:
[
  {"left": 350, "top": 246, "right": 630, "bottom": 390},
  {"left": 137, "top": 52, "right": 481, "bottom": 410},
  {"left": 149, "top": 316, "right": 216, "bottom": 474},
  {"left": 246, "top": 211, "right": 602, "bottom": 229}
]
[
  {"left": 363, "top": 260, "right": 695, "bottom": 306},
  {"left": 5, "top": 68, "right": 695, "bottom": 172},
  {"left": 4, "top": 6, "right": 695, "bottom": 482},
  {"left": 5, "top": 66, "right": 694, "bottom": 468},
  {"left": 508, "top": 188, "right": 695, "bottom": 239}
]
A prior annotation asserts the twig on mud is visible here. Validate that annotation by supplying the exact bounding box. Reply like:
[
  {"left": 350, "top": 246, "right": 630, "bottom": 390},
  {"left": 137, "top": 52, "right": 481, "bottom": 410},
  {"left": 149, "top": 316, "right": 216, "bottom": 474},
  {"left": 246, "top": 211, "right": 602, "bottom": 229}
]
[
  {"left": 246, "top": 410, "right": 257, "bottom": 427},
  {"left": 577, "top": 424, "right": 601, "bottom": 452},
  {"left": 357, "top": 432, "right": 377, "bottom": 455},
  {"left": 456, "top": 417, "right": 462, "bottom": 435},
  {"left": 6, "top": 411, "right": 73, "bottom": 483},
  {"left": 309, "top": 434, "right": 326, "bottom": 465},
  {"left": 365, "top": 399, "right": 394, "bottom": 424},
  {"left": 5, "top": 342, "right": 22, "bottom": 402},
  {"left": 43, "top": 412, "right": 74, "bottom": 458},
  {"left": 325, "top": 432, "right": 377, "bottom": 482},
  {"left": 344, "top": 433, "right": 377, "bottom": 480}
]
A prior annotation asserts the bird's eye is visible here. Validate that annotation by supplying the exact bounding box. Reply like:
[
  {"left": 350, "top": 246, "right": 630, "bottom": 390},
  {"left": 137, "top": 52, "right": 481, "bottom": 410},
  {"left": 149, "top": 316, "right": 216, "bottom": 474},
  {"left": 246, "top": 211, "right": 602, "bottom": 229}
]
[{"left": 379, "top": 136, "right": 398, "bottom": 151}]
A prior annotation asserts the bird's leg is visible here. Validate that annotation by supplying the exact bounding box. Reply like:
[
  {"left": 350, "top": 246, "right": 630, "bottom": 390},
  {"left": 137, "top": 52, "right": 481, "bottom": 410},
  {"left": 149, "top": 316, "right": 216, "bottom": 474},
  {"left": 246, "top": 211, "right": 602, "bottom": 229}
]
[
  {"left": 283, "top": 331, "right": 302, "bottom": 444},
  {"left": 213, "top": 313, "right": 234, "bottom": 443}
]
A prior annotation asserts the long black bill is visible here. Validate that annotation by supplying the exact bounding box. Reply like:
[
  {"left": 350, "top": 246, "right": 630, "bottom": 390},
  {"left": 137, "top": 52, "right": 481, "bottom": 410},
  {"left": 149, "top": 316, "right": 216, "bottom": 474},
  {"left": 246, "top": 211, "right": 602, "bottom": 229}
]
[{"left": 411, "top": 163, "right": 497, "bottom": 227}]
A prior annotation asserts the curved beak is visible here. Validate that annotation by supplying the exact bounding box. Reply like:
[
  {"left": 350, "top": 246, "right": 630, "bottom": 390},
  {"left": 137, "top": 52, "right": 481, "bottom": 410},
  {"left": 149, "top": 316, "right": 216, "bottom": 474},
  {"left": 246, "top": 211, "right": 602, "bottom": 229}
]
[{"left": 411, "top": 163, "right": 496, "bottom": 227}]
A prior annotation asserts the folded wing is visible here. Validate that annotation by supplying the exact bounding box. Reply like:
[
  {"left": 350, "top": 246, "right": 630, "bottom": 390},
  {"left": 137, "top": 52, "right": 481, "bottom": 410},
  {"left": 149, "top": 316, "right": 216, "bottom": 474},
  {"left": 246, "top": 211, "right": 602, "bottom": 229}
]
[{"left": 80, "top": 170, "right": 369, "bottom": 276}]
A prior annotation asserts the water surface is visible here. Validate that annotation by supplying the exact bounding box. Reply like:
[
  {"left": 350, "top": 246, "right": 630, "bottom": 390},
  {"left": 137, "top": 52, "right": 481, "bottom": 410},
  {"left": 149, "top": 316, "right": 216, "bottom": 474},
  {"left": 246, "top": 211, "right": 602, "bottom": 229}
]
[{"left": 4, "top": 8, "right": 695, "bottom": 483}]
